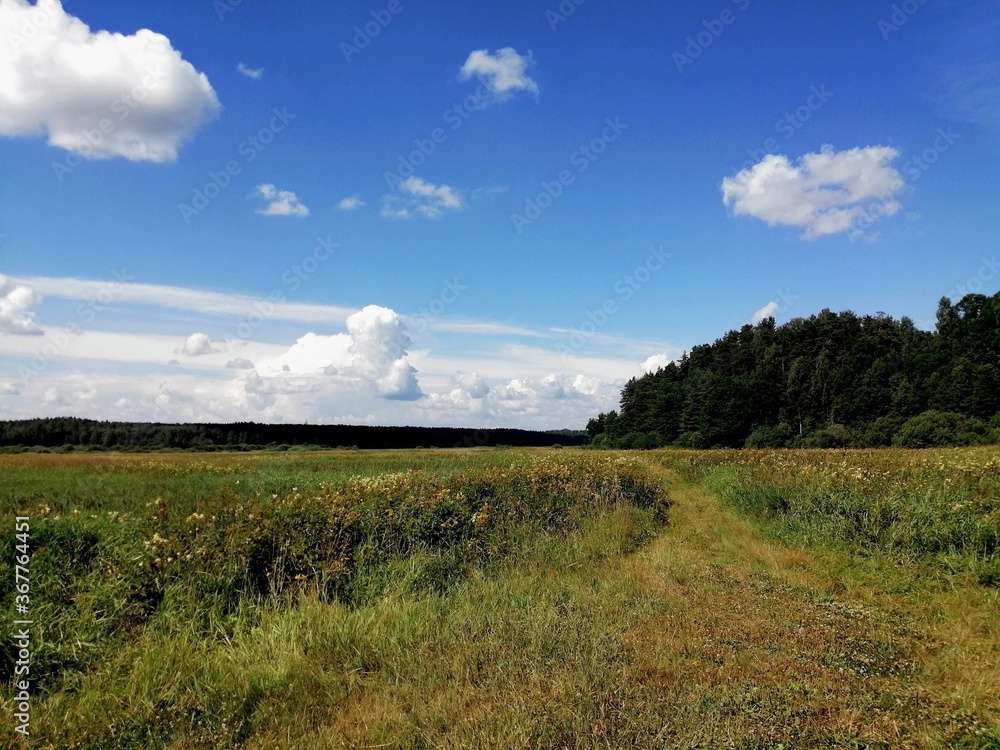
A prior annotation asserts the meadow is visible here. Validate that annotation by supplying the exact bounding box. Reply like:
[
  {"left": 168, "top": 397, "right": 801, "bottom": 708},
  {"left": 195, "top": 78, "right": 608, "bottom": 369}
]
[{"left": 1, "top": 447, "right": 997, "bottom": 748}]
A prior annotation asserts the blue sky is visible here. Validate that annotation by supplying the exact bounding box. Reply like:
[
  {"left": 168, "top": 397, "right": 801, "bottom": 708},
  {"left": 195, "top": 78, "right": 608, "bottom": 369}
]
[{"left": 0, "top": 0, "right": 997, "bottom": 428}]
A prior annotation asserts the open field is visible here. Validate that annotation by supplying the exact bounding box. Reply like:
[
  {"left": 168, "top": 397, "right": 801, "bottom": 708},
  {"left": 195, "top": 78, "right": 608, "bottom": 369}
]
[{"left": 1, "top": 448, "right": 998, "bottom": 748}]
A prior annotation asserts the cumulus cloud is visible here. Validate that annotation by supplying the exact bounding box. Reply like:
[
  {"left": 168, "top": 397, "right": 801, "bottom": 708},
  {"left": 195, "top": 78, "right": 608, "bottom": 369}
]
[
  {"left": 346, "top": 305, "right": 422, "bottom": 400},
  {"left": 236, "top": 63, "right": 263, "bottom": 80},
  {"left": 751, "top": 302, "right": 780, "bottom": 324},
  {"left": 180, "top": 333, "right": 219, "bottom": 356},
  {"left": 0, "top": 0, "right": 220, "bottom": 162},
  {"left": 381, "top": 177, "right": 462, "bottom": 220},
  {"left": 721, "top": 146, "right": 906, "bottom": 239},
  {"left": 0, "top": 381, "right": 20, "bottom": 395},
  {"left": 459, "top": 47, "right": 539, "bottom": 101},
  {"left": 226, "top": 357, "right": 254, "bottom": 370},
  {"left": 0, "top": 275, "right": 42, "bottom": 335},
  {"left": 641, "top": 354, "right": 671, "bottom": 373},
  {"left": 258, "top": 305, "right": 423, "bottom": 401},
  {"left": 253, "top": 184, "right": 310, "bottom": 217},
  {"left": 336, "top": 194, "right": 364, "bottom": 211},
  {"left": 453, "top": 371, "right": 489, "bottom": 399}
]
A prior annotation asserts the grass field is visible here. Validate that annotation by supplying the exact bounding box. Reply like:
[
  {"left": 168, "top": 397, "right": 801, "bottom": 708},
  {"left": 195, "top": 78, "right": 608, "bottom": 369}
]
[{"left": 1, "top": 448, "right": 998, "bottom": 748}]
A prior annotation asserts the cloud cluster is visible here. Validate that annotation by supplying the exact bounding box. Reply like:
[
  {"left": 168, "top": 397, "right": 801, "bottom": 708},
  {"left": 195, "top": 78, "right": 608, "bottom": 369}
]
[
  {"left": 236, "top": 63, "right": 263, "bottom": 80},
  {"left": 640, "top": 353, "right": 671, "bottom": 373},
  {"left": 253, "top": 184, "right": 310, "bottom": 217},
  {"left": 0, "top": 0, "right": 220, "bottom": 162},
  {"left": 381, "top": 177, "right": 463, "bottom": 220},
  {"left": 336, "top": 194, "right": 365, "bottom": 211},
  {"left": 721, "top": 146, "right": 906, "bottom": 239},
  {"left": 0, "top": 275, "right": 42, "bottom": 335},
  {"left": 17, "top": 273, "right": 354, "bottom": 325},
  {"left": 750, "top": 302, "right": 779, "bottom": 324},
  {"left": 260, "top": 305, "right": 422, "bottom": 401},
  {"left": 459, "top": 48, "right": 539, "bottom": 101},
  {"left": 180, "top": 333, "right": 219, "bottom": 356}
]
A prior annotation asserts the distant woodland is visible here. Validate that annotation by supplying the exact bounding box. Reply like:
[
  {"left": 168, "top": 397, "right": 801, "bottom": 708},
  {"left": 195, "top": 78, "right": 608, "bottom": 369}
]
[
  {"left": 588, "top": 292, "right": 1000, "bottom": 449},
  {"left": 0, "top": 419, "right": 586, "bottom": 452}
]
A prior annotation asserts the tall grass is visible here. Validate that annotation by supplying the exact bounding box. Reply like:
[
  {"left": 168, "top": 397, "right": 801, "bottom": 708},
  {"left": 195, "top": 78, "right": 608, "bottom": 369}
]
[
  {"left": 661, "top": 447, "right": 1000, "bottom": 585},
  {"left": 0, "top": 451, "right": 669, "bottom": 748}
]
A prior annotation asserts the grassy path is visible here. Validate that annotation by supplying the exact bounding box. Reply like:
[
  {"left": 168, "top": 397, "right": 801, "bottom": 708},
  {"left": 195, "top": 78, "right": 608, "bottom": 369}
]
[
  {"left": 242, "top": 461, "right": 997, "bottom": 749},
  {"left": 615, "top": 465, "right": 997, "bottom": 748}
]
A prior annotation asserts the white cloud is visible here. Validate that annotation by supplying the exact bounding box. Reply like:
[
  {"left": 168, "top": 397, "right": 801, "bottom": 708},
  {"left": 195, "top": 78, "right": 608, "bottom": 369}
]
[
  {"left": 0, "top": 381, "right": 20, "bottom": 395},
  {"left": 180, "top": 333, "right": 219, "bottom": 356},
  {"left": 345, "top": 305, "right": 422, "bottom": 400},
  {"left": 336, "top": 194, "right": 365, "bottom": 211},
  {"left": 381, "top": 177, "right": 463, "bottom": 220},
  {"left": 253, "top": 184, "right": 310, "bottom": 217},
  {"left": 0, "top": 275, "right": 42, "bottom": 335},
  {"left": 0, "top": 344, "right": 635, "bottom": 430},
  {"left": 751, "top": 302, "right": 780, "bottom": 324},
  {"left": 459, "top": 48, "right": 539, "bottom": 101},
  {"left": 236, "top": 62, "right": 263, "bottom": 80},
  {"left": 641, "top": 353, "right": 671, "bottom": 373},
  {"left": 14, "top": 274, "right": 354, "bottom": 325},
  {"left": 721, "top": 146, "right": 906, "bottom": 239},
  {"left": 453, "top": 371, "right": 489, "bottom": 398},
  {"left": 0, "top": 0, "right": 220, "bottom": 162},
  {"left": 226, "top": 357, "right": 255, "bottom": 370},
  {"left": 256, "top": 305, "right": 423, "bottom": 402},
  {"left": 43, "top": 386, "right": 65, "bottom": 406}
]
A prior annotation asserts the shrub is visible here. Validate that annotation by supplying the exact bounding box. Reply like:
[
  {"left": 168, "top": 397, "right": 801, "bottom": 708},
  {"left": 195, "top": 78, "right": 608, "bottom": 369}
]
[
  {"left": 892, "top": 410, "right": 987, "bottom": 448},
  {"left": 801, "top": 424, "right": 856, "bottom": 449},
  {"left": 674, "top": 431, "right": 706, "bottom": 449},
  {"left": 861, "top": 416, "right": 905, "bottom": 448},
  {"left": 744, "top": 423, "right": 793, "bottom": 449}
]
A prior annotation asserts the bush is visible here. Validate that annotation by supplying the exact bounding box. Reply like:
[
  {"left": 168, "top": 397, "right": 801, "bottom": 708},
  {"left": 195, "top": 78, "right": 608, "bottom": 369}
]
[
  {"left": 861, "top": 416, "right": 906, "bottom": 448},
  {"left": 800, "top": 424, "right": 856, "bottom": 449},
  {"left": 674, "top": 431, "right": 706, "bottom": 449},
  {"left": 892, "top": 410, "right": 987, "bottom": 448},
  {"left": 744, "top": 423, "right": 793, "bottom": 449}
]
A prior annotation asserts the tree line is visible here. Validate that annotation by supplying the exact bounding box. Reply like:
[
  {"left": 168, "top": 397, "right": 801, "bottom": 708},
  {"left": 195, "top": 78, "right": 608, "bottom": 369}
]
[
  {"left": 587, "top": 292, "right": 1000, "bottom": 449},
  {"left": 0, "top": 419, "right": 586, "bottom": 452}
]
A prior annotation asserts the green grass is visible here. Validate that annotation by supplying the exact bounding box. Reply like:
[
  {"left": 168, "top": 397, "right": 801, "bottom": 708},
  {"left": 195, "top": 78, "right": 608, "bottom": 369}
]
[
  {"left": 0, "top": 450, "right": 669, "bottom": 748},
  {"left": 1, "top": 448, "right": 998, "bottom": 748},
  {"left": 659, "top": 448, "right": 1000, "bottom": 587}
]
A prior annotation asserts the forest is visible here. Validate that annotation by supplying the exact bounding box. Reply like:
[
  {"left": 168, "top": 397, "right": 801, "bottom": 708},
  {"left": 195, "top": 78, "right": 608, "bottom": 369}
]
[
  {"left": 588, "top": 292, "right": 1000, "bottom": 449},
  {"left": 0, "top": 418, "right": 585, "bottom": 452}
]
